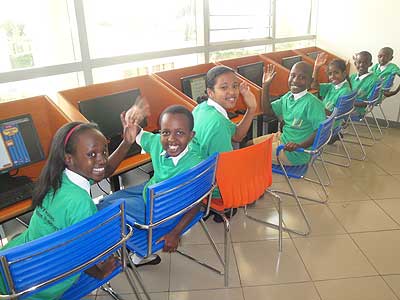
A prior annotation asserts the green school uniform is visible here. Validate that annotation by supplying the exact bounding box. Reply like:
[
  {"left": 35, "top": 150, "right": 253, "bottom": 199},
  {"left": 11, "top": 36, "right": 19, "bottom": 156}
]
[
  {"left": 140, "top": 131, "right": 203, "bottom": 201},
  {"left": 272, "top": 92, "right": 326, "bottom": 165},
  {"left": 371, "top": 62, "right": 400, "bottom": 80},
  {"left": 349, "top": 73, "right": 379, "bottom": 114},
  {"left": 0, "top": 173, "right": 97, "bottom": 299},
  {"left": 320, "top": 81, "right": 352, "bottom": 112},
  {"left": 192, "top": 101, "right": 236, "bottom": 198}
]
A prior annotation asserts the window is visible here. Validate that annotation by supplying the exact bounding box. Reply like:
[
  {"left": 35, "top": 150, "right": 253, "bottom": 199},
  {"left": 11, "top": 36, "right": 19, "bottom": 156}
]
[
  {"left": 210, "top": 45, "right": 273, "bottom": 62},
  {"left": 0, "top": 0, "right": 80, "bottom": 72},
  {"left": 275, "top": 40, "right": 315, "bottom": 52},
  {"left": 208, "top": 0, "right": 272, "bottom": 43}
]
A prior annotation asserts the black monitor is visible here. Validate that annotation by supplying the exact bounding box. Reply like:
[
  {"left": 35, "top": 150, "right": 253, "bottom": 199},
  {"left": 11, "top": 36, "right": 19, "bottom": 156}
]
[
  {"left": 78, "top": 89, "right": 145, "bottom": 157},
  {"left": 181, "top": 73, "right": 208, "bottom": 103},
  {"left": 281, "top": 55, "right": 302, "bottom": 70},
  {"left": 0, "top": 114, "right": 45, "bottom": 175},
  {"left": 237, "top": 61, "right": 264, "bottom": 87},
  {"left": 307, "top": 51, "right": 320, "bottom": 60}
]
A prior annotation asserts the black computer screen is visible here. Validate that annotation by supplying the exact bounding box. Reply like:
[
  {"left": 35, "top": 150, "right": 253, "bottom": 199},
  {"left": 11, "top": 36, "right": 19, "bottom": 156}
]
[
  {"left": 181, "top": 73, "right": 208, "bottom": 103},
  {"left": 307, "top": 51, "right": 320, "bottom": 60},
  {"left": 0, "top": 114, "right": 45, "bottom": 174},
  {"left": 282, "top": 55, "right": 302, "bottom": 70},
  {"left": 78, "top": 88, "right": 144, "bottom": 139},
  {"left": 237, "top": 61, "right": 264, "bottom": 87}
]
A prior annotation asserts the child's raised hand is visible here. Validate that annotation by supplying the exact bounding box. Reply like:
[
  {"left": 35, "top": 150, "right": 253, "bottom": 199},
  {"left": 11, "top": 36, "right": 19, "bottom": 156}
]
[
  {"left": 315, "top": 52, "right": 328, "bottom": 68},
  {"left": 125, "top": 96, "right": 150, "bottom": 126},
  {"left": 239, "top": 81, "right": 257, "bottom": 112},
  {"left": 262, "top": 64, "right": 277, "bottom": 86}
]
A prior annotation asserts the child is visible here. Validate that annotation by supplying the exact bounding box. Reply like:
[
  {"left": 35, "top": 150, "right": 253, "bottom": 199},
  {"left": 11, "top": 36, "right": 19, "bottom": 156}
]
[
  {"left": 254, "top": 61, "right": 326, "bottom": 166},
  {"left": 371, "top": 47, "right": 400, "bottom": 97},
  {"left": 349, "top": 51, "right": 379, "bottom": 114},
  {"left": 0, "top": 118, "right": 136, "bottom": 299},
  {"left": 311, "top": 53, "right": 352, "bottom": 115},
  {"left": 98, "top": 104, "right": 204, "bottom": 265},
  {"left": 191, "top": 65, "right": 257, "bottom": 159}
]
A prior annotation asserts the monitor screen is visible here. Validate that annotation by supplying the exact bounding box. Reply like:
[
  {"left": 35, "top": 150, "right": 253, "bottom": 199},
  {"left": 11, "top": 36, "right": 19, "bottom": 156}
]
[
  {"left": 281, "top": 55, "right": 302, "bottom": 70},
  {"left": 0, "top": 114, "right": 45, "bottom": 174},
  {"left": 181, "top": 73, "right": 207, "bottom": 103},
  {"left": 78, "top": 88, "right": 145, "bottom": 139},
  {"left": 237, "top": 61, "right": 264, "bottom": 87},
  {"left": 307, "top": 51, "right": 320, "bottom": 60}
]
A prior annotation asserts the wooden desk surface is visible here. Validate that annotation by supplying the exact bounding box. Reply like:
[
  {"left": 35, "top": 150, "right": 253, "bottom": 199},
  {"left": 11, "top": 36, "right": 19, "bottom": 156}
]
[{"left": 0, "top": 199, "right": 32, "bottom": 224}]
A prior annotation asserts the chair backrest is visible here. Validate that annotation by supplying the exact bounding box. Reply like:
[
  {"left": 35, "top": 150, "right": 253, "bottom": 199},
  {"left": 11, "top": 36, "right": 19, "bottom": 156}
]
[
  {"left": 215, "top": 137, "right": 273, "bottom": 209},
  {"left": 334, "top": 90, "right": 357, "bottom": 121},
  {"left": 0, "top": 201, "right": 130, "bottom": 299},
  {"left": 145, "top": 153, "right": 218, "bottom": 225},
  {"left": 368, "top": 80, "right": 383, "bottom": 103},
  {"left": 382, "top": 73, "right": 395, "bottom": 91},
  {"left": 311, "top": 109, "right": 337, "bottom": 152}
]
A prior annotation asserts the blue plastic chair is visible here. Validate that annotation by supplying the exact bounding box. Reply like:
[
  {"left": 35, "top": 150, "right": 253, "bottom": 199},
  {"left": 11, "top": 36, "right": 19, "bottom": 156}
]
[
  {"left": 375, "top": 73, "right": 396, "bottom": 128},
  {"left": 0, "top": 201, "right": 138, "bottom": 300},
  {"left": 126, "top": 153, "right": 221, "bottom": 296},
  {"left": 271, "top": 110, "right": 337, "bottom": 236}
]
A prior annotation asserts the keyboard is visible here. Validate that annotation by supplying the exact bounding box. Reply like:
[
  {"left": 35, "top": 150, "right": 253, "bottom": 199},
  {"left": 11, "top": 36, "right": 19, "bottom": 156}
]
[{"left": 0, "top": 181, "right": 35, "bottom": 210}]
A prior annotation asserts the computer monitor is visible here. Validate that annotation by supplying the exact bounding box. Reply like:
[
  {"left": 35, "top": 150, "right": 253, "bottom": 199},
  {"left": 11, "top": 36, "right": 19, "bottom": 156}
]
[
  {"left": 237, "top": 61, "right": 264, "bottom": 87},
  {"left": 0, "top": 114, "right": 45, "bottom": 174},
  {"left": 78, "top": 89, "right": 145, "bottom": 157},
  {"left": 181, "top": 73, "right": 207, "bottom": 103},
  {"left": 281, "top": 55, "right": 302, "bottom": 70},
  {"left": 307, "top": 51, "right": 320, "bottom": 60}
]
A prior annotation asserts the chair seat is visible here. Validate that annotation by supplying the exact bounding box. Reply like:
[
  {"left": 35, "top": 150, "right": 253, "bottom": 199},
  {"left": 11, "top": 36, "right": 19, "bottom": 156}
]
[
  {"left": 272, "top": 163, "right": 308, "bottom": 179},
  {"left": 350, "top": 114, "right": 363, "bottom": 122}
]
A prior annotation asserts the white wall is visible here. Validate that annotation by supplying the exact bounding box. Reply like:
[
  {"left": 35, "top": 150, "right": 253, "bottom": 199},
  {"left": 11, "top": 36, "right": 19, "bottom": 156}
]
[{"left": 316, "top": 0, "right": 400, "bottom": 122}]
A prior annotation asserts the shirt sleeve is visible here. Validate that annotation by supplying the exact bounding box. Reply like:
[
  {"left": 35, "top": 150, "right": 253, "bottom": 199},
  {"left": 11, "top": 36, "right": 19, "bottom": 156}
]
[
  {"left": 319, "top": 83, "right": 330, "bottom": 98},
  {"left": 308, "top": 99, "right": 326, "bottom": 131},
  {"left": 271, "top": 96, "right": 283, "bottom": 117},
  {"left": 205, "top": 122, "right": 234, "bottom": 154},
  {"left": 138, "top": 131, "right": 158, "bottom": 153}
]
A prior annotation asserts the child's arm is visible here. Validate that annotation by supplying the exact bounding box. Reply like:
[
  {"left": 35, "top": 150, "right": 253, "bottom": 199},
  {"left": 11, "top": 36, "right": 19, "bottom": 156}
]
[
  {"left": 157, "top": 205, "right": 201, "bottom": 252},
  {"left": 232, "top": 82, "right": 257, "bottom": 142},
  {"left": 284, "top": 131, "right": 317, "bottom": 152},
  {"left": 311, "top": 52, "right": 328, "bottom": 90},
  {"left": 384, "top": 75, "right": 400, "bottom": 97},
  {"left": 84, "top": 256, "right": 118, "bottom": 279},
  {"left": 260, "top": 64, "right": 277, "bottom": 117}
]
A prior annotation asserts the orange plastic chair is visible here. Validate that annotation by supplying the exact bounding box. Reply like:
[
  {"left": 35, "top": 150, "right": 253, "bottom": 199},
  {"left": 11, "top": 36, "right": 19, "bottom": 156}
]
[{"left": 205, "top": 137, "right": 283, "bottom": 286}]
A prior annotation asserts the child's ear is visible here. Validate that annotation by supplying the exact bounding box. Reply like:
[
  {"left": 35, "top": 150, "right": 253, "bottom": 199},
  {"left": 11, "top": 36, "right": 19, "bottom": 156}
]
[
  {"left": 206, "top": 88, "right": 214, "bottom": 98},
  {"left": 189, "top": 131, "right": 195, "bottom": 140},
  {"left": 64, "top": 153, "right": 73, "bottom": 168}
]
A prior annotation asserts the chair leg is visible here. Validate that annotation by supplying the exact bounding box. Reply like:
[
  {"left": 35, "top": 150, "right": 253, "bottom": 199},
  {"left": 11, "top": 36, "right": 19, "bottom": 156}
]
[
  {"left": 323, "top": 133, "right": 352, "bottom": 167},
  {"left": 101, "top": 282, "right": 124, "bottom": 300},
  {"left": 125, "top": 249, "right": 151, "bottom": 300},
  {"left": 342, "top": 120, "right": 368, "bottom": 159},
  {"left": 370, "top": 110, "right": 383, "bottom": 138},
  {"left": 378, "top": 103, "right": 390, "bottom": 128}
]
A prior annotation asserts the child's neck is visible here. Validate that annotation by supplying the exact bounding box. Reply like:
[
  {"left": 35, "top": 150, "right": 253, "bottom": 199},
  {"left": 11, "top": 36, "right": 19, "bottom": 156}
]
[{"left": 358, "top": 71, "right": 368, "bottom": 77}]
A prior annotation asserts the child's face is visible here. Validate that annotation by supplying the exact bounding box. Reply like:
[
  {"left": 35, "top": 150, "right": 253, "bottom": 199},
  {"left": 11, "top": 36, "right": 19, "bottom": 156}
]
[
  {"left": 207, "top": 72, "right": 240, "bottom": 110},
  {"left": 288, "top": 64, "right": 310, "bottom": 94},
  {"left": 160, "top": 113, "right": 194, "bottom": 157},
  {"left": 377, "top": 49, "right": 392, "bottom": 66},
  {"left": 354, "top": 54, "right": 372, "bottom": 75},
  {"left": 65, "top": 129, "right": 108, "bottom": 182},
  {"left": 327, "top": 64, "right": 346, "bottom": 85}
]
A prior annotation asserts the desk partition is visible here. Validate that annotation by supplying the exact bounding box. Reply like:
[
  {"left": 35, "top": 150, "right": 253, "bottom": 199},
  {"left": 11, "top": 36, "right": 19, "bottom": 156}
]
[{"left": 0, "top": 96, "right": 71, "bottom": 223}]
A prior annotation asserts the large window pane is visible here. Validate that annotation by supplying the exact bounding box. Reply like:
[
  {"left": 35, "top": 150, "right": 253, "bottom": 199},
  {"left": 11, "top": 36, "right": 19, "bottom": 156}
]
[
  {"left": 0, "top": 72, "right": 84, "bottom": 103},
  {"left": 275, "top": 40, "right": 315, "bottom": 52},
  {"left": 0, "top": 0, "right": 80, "bottom": 72},
  {"left": 210, "top": 45, "right": 273, "bottom": 62},
  {"left": 275, "top": 0, "right": 314, "bottom": 38},
  {"left": 84, "top": 0, "right": 201, "bottom": 59},
  {"left": 92, "top": 54, "right": 205, "bottom": 84},
  {"left": 209, "top": 0, "right": 271, "bottom": 42}
]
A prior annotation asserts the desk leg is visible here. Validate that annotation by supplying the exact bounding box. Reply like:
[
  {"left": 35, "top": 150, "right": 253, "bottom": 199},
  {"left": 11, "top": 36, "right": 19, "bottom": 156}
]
[{"left": 110, "top": 176, "right": 121, "bottom": 192}]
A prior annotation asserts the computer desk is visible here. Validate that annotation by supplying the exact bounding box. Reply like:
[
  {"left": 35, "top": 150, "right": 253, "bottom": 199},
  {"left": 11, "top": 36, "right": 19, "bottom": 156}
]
[{"left": 0, "top": 96, "right": 72, "bottom": 224}]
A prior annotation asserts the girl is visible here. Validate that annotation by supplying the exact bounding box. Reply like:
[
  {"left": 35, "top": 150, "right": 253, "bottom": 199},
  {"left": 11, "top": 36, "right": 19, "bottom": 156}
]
[
  {"left": 0, "top": 114, "right": 137, "bottom": 299},
  {"left": 311, "top": 53, "right": 352, "bottom": 116}
]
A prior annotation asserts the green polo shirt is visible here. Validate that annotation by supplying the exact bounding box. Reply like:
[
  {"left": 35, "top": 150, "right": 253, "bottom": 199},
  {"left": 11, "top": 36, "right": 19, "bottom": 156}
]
[
  {"left": 349, "top": 73, "right": 379, "bottom": 114},
  {"left": 371, "top": 63, "right": 400, "bottom": 80},
  {"left": 0, "top": 173, "right": 97, "bottom": 299},
  {"left": 320, "top": 81, "right": 352, "bottom": 112},
  {"left": 140, "top": 131, "right": 203, "bottom": 201},
  {"left": 272, "top": 92, "right": 326, "bottom": 165}
]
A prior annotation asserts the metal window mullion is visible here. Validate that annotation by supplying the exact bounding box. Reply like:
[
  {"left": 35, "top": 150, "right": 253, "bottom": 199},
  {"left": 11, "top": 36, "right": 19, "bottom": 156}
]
[
  {"left": 271, "top": 0, "right": 277, "bottom": 51},
  {"left": 203, "top": 0, "right": 210, "bottom": 62}
]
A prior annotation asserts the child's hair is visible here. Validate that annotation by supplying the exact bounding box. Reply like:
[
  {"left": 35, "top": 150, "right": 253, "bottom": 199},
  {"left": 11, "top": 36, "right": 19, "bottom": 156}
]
[
  {"left": 356, "top": 51, "right": 372, "bottom": 62},
  {"left": 32, "top": 122, "right": 101, "bottom": 208},
  {"left": 206, "top": 65, "right": 235, "bottom": 90},
  {"left": 159, "top": 105, "right": 194, "bottom": 131},
  {"left": 293, "top": 61, "right": 313, "bottom": 80},
  {"left": 329, "top": 59, "right": 352, "bottom": 89},
  {"left": 381, "top": 47, "right": 394, "bottom": 57}
]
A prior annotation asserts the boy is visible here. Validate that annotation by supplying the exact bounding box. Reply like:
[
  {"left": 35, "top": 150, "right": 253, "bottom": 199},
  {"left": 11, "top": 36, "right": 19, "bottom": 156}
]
[
  {"left": 254, "top": 62, "right": 326, "bottom": 166},
  {"left": 350, "top": 51, "right": 379, "bottom": 114},
  {"left": 371, "top": 47, "right": 400, "bottom": 97},
  {"left": 98, "top": 104, "right": 203, "bottom": 266}
]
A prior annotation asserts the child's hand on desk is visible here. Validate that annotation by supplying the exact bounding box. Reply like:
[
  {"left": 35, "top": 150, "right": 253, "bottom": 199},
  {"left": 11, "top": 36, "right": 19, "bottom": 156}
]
[
  {"left": 157, "top": 232, "right": 180, "bottom": 253},
  {"left": 239, "top": 81, "right": 257, "bottom": 112},
  {"left": 262, "top": 64, "right": 277, "bottom": 87}
]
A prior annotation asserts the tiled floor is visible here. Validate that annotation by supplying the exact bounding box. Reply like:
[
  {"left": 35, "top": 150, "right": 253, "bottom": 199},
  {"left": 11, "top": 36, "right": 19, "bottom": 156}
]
[{"left": 5, "top": 125, "right": 400, "bottom": 299}]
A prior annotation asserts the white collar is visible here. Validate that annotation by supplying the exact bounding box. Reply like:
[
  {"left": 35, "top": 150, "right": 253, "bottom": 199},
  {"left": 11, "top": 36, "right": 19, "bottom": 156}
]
[
  {"left": 334, "top": 80, "right": 346, "bottom": 90},
  {"left": 160, "top": 145, "right": 189, "bottom": 166},
  {"left": 207, "top": 98, "right": 228, "bottom": 119},
  {"left": 356, "top": 72, "right": 372, "bottom": 81},
  {"left": 291, "top": 89, "right": 307, "bottom": 100},
  {"left": 379, "top": 63, "right": 388, "bottom": 71},
  {"left": 64, "top": 168, "right": 91, "bottom": 195}
]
